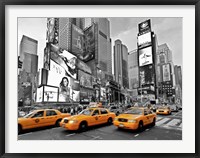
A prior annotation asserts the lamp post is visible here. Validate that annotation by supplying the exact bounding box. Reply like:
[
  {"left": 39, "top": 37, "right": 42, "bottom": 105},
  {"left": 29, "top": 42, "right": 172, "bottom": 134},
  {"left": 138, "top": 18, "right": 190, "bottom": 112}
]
[{"left": 118, "top": 74, "right": 121, "bottom": 104}]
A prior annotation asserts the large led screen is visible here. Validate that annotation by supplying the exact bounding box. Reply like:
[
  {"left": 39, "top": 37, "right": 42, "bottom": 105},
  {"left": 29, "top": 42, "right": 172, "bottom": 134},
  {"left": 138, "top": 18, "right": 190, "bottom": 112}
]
[
  {"left": 139, "top": 46, "right": 153, "bottom": 66},
  {"left": 50, "top": 47, "right": 77, "bottom": 79},
  {"left": 139, "top": 65, "right": 155, "bottom": 86},
  {"left": 163, "top": 64, "right": 171, "bottom": 82},
  {"left": 137, "top": 32, "right": 152, "bottom": 49},
  {"left": 43, "top": 86, "right": 58, "bottom": 102},
  {"left": 78, "top": 70, "right": 92, "bottom": 88},
  {"left": 84, "top": 25, "right": 95, "bottom": 62},
  {"left": 71, "top": 24, "right": 85, "bottom": 57}
]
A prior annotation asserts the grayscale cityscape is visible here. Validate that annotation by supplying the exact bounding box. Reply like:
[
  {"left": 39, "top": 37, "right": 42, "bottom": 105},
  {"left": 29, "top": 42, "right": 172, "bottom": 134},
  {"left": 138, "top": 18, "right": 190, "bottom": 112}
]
[{"left": 18, "top": 17, "right": 182, "bottom": 140}]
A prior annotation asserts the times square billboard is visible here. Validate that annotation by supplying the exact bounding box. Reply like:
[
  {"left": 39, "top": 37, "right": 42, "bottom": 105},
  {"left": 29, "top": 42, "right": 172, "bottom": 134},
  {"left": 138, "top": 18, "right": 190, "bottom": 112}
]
[
  {"left": 47, "top": 59, "right": 80, "bottom": 102},
  {"left": 139, "top": 64, "right": 155, "bottom": 86},
  {"left": 139, "top": 46, "right": 153, "bottom": 67},
  {"left": 71, "top": 24, "right": 95, "bottom": 62},
  {"left": 137, "top": 32, "right": 152, "bottom": 49},
  {"left": 78, "top": 70, "right": 93, "bottom": 89}
]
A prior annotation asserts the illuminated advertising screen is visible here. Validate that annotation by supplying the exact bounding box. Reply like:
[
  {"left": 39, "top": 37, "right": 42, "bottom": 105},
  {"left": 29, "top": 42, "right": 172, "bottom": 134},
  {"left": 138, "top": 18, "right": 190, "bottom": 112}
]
[
  {"left": 163, "top": 64, "right": 171, "bottom": 82},
  {"left": 139, "top": 46, "right": 153, "bottom": 66},
  {"left": 36, "top": 86, "right": 43, "bottom": 102},
  {"left": 139, "top": 65, "right": 155, "bottom": 86},
  {"left": 43, "top": 86, "right": 58, "bottom": 102},
  {"left": 84, "top": 25, "right": 95, "bottom": 62},
  {"left": 47, "top": 60, "right": 80, "bottom": 102},
  {"left": 137, "top": 32, "right": 152, "bottom": 49},
  {"left": 71, "top": 24, "right": 85, "bottom": 57},
  {"left": 78, "top": 70, "right": 92, "bottom": 88},
  {"left": 100, "top": 87, "right": 106, "bottom": 100},
  {"left": 50, "top": 48, "right": 77, "bottom": 79},
  {"left": 138, "top": 19, "right": 151, "bottom": 33}
]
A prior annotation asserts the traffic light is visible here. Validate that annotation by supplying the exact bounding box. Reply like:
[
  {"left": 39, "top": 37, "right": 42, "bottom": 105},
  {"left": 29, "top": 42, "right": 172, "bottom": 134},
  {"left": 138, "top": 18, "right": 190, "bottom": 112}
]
[{"left": 18, "top": 56, "right": 23, "bottom": 68}]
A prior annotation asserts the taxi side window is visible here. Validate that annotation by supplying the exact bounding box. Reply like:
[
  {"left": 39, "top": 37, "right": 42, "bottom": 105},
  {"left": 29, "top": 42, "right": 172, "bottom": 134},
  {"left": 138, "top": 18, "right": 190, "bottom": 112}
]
[
  {"left": 100, "top": 109, "right": 108, "bottom": 114},
  {"left": 32, "top": 111, "right": 44, "bottom": 118},
  {"left": 46, "top": 110, "right": 57, "bottom": 116},
  {"left": 92, "top": 110, "right": 99, "bottom": 116}
]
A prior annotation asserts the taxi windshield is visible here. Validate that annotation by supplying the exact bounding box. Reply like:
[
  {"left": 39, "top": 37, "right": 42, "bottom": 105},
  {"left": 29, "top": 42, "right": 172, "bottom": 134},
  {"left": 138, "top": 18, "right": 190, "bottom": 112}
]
[
  {"left": 23, "top": 112, "right": 34, "bottom": 118},
  {"left": 79, "top": 109, "right": 93, "bottom": 116},
  {"left": 124, "top": 109, "right": 143, "bottom": 115}
]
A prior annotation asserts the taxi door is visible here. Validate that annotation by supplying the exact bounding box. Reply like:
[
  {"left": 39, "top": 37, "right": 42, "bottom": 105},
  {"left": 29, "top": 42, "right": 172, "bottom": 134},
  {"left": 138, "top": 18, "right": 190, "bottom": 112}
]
[
  {"left": 99, "top": 109, "right": 109, "bottom": 124},
  {"left": 30, "top": 111, "right": 46, "bottom": 128},
  {"left": 90, "top": 109, "right": 101, "bottom": 126},
  {"left": 45, "top": 110, "right": 59, "bottom": 126},
  {"left": 143, "top": 110, "right": 150, "bottom": 126},
  {"left": 146, "top": 110, "right": 155, "bottom": 124}
]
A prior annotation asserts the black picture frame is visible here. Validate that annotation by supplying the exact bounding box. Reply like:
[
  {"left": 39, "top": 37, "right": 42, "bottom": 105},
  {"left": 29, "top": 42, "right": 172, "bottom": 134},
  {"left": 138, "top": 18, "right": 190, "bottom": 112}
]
[{"left": 0, "top": 0, "right": 199, "bottom": 158}]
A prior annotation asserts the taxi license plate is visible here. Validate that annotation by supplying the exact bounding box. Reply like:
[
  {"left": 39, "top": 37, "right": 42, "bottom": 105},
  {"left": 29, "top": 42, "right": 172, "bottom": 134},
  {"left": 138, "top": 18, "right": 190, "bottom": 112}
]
[{"left": 119, "top": 123, "right": 124, "bottom": 127}]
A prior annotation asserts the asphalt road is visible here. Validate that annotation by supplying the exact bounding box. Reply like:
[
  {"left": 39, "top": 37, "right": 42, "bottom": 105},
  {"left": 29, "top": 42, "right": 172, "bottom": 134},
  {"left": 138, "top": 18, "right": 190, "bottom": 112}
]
[{"left": 18, "top": 110, "right": 182, "bottom": 140}]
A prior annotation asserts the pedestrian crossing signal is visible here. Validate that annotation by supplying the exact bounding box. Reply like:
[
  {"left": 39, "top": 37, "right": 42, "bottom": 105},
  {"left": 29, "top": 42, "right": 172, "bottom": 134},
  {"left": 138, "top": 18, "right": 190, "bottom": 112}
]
[{"left": 18, "top": 56, "right": 23, "bottom": 68}]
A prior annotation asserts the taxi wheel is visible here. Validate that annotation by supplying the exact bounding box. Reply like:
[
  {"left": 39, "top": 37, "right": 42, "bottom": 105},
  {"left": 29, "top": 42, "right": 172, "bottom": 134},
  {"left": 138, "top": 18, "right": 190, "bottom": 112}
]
[
  {"left": 152, "top": 118, "right": 156, "bottom": 127},
  {"left": 107, "top": 118, "right": 113, "bottom": 125},
  {"left": 55, "top": 119, "right": 61, "bottom": 127},
  {"left": 138, "top": 121, "right": 143, "bottom": 132},
  {"left": 18, "top": 124, "right": 22, "bottom": 134},
  {"left": 79, "top": 121, "right": 87, "bottom": 132}
]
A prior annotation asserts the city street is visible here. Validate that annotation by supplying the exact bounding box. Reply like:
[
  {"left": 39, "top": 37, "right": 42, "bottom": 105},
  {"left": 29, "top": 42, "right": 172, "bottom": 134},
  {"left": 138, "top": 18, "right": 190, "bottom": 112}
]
[{"left": 18, "top": 110, "right": 182, "bottom": 140}]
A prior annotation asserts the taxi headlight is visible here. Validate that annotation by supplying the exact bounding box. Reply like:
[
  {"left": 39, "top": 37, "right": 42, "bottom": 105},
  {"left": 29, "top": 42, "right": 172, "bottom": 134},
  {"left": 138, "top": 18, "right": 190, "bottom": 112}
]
[
  {"left": 128, "top": 119, "right": 137, "bottom": 123},
  {"left": 69, "top": 120, "right": 78, "bottom": 124}
]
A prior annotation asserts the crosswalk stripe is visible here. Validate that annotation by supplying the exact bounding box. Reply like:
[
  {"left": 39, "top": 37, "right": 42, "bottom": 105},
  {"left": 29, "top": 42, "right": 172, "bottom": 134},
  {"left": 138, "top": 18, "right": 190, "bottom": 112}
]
[
  {"left": 165, "top": 119, "right": 181, "bottom": 127},
  {"left": 156, "top": 117, "right": 163, "bottom": 122},
  {"left": 156, "top": 118, "right": 170, "bottom": 126}
]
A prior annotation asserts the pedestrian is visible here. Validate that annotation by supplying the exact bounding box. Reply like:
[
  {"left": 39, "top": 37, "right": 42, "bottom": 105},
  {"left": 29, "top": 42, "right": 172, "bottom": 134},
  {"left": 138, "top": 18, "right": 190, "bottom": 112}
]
[{"left": 70, "top": 106, "right": 74, "bottom": 115}]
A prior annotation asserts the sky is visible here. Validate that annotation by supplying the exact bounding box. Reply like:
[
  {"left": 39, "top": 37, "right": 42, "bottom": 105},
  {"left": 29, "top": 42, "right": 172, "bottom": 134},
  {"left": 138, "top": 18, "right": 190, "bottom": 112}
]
[{"left": 18, "top": 17, "right": 182, "bottom": 70}]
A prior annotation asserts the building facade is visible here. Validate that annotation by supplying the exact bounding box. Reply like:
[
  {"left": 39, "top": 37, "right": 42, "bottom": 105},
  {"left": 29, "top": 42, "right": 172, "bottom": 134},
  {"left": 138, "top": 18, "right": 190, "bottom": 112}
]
[{"left": 113, "top": 39, "right": 129, "bottom": 89}]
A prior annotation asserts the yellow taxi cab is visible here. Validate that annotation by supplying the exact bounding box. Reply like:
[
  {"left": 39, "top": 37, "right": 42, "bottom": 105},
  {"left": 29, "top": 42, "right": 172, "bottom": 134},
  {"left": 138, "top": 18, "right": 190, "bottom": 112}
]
[
  {"left": 60, "top": 107, "right": 116, "bottom": 131},
  {"left": 113, "top": 107, "right": 156, "bottom": 131},
  {"left": 18, "top": 109, "right": 70, "bottom": 134},
  {"left": 156, "top": 106, "right": 171, "bottom": 115}
]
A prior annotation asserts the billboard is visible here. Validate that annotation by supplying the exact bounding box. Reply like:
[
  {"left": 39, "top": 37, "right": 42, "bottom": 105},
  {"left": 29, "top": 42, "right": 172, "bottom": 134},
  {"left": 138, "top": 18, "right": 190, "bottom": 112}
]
[
  {"left": 43, "top": 86, "right": 58, "bottom": 102},
  {"left": 138, "top": 19, "right": 151, "bottom": 34},
  {"left": 139, "top": 46, "right": 153, "bottom": 66},
  {"left": 36, "top": 86, "right": 43, "bottom": 102},
  {"left": 137, "top": 32, "right": 152, "bottom": 49},
  {"left": 78, "top": 70, "right": 92, "bottom": 88},
  {"left": 139, "top": 65, "right": 155, "bottom": 86},
  {"left": 76, "top": 59, "right": 92, "bottom": 74},
  {"left": 84, "top": 25, "right": 95, "bottom": 62},
  {"left": 50, "top": 47, "right": 77, "bottom": 79},
  {"left": 163, "top": 64, "right": 171, "bottom": 82},
  {"left": 71, "top": 24, "right": 85, "bottom": 57}
]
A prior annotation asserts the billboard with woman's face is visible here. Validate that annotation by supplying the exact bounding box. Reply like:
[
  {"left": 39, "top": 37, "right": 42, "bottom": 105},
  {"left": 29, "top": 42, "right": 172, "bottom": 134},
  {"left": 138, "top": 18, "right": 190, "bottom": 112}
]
[{"left": 47, "top": 59, "right": 80, "bottom": 102}]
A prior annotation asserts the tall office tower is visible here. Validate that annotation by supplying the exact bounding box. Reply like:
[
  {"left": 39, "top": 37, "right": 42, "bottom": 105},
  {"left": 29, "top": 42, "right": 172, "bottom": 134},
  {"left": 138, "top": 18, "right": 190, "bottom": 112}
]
[
  {"left": 92, "top": 18, "right": 112, "bottom": 75},
  {"left": 114, "top": 39, "right": 129, "bottom": 88},
  {"left": 19, "top": 35, "right": 38, "bottom": 61},
  {"left": 128, "top": 49, "right": 139, "bottom": 90},
  {"left": 156, "top": 43, "right": 176, "bottom": 100},
  {"left": 18, "top": 35, "right": 38, "bottom": 105}
]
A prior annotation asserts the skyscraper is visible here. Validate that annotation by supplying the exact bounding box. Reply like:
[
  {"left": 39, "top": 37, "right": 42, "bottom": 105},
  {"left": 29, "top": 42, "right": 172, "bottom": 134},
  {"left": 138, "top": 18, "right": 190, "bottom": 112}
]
[
  {"left": 128, "top": 49, "right": 139, "bottom": 90},
  {"left": 19, "top": 35, "right": 38, "bottom": 61},
  {"left": 92, "top": 18, "right": 112, "bottom": 75},
  {"left": 114, "top": 39, "right": 129, "bottom": 88}
]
